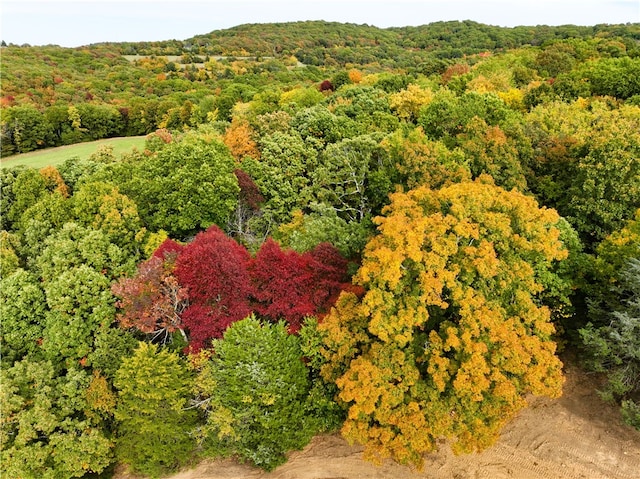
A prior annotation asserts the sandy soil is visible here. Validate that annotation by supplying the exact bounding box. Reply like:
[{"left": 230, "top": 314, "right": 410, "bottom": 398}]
[{"left": 116, "top": 358, "right": 640, "bottom": 479}]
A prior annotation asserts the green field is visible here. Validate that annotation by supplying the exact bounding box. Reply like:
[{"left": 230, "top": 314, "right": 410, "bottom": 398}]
[{"left": 0, "top": 136, "right": 147, "bottom": 169}]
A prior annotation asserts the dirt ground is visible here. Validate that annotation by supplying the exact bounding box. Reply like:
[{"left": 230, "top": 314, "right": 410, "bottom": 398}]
[{"left": 116, "top": 358, "right": 640, "bottom": 479}]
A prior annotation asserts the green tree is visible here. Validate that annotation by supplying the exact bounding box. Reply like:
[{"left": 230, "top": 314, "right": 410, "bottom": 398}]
[
  {"left": 457, "top": 117, "right": 527, "bottom": 191},
  {"left": 0, "top": 269, "right": 47, "bottom": 364},
  {"left": 0, "top": 105, "right": 53, "bottom": 154},
  {"left": 382, "top": 127, "right": 471, "bottom": 191},
  {"left": 584, "top": 209, "right": 640, "bottom": 326},
  {"left": 116, "top": 135, "right": 239, "bottom": 239},
  {"left": 418, "top": 90, "right": 513, "bottom": 146},
  {"left": 580, "top": 258, "right": 640, "bottom": 430},
  {"left": 42, "top": 264, "right": 115, "bottom": 366},
  {"left": 320, "top": 177, "right": 568, "bottom": 467},
  {"left": 242, "top": 131, "right": 318, "bottom": 223},
  {"left": 0, "top": 230, "right": 21, "bottom": 278},
  {"left": 114, "top": 342, "right": 197, "bottom": 478},
  {"left": 565, "top": 106, "right": 640, "bottom": 246},
  {"left": 276, "top": 203, "right": 372, "bottom": 259},
  {"left": 5, "top": 167, "right": 47, "bottom": 228},
  {"left": 18, "top": 191, "right": 72, "bottom": 262},
  {"left": 312, "top": 134, "right": 396, "bottom": 222},
  {"left": 35, "top": 222, "right": 137, "bottom": 283},
  {"left": 1, "top": 360, "right": 114, "bottom": 479},
  {"left": 72, "top": 181, "right": 146, "bottom": 254},
  {"left": 194, "top": 316, "right": 317, "bottom": 471}
]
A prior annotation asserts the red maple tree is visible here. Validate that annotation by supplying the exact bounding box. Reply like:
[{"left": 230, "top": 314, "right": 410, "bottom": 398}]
[
  {"left": 250, "top": 239, "right": 349, "bottom": 332},
  {"left": 174, "top": 226, "right": 253, "bottom": 351}
]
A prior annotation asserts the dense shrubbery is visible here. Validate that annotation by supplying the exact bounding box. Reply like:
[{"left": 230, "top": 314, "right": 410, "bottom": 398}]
[{"left": 1, "top": 19, "right": 640, "bottom": 479}]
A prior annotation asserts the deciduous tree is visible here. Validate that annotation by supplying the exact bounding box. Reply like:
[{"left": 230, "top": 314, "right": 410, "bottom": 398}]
[
  {"left": 112, "top": 256, "right": 188, "bottom": 344},
  {"left": 114, "top": 342, "right": 197, "bottom": 477},
  {"left": 174, "top": 226, "right": 253, "bottom": 351},
  {"left": 193, "top": 316, "right": 316, "bottom": 471},
  {"left": 320, "top": 177, "right": 568, "bottom": 467},
  {"left": 250, "top": 239, "right": 348, "bottom": 331},
  {"left": 1, "top": 360, "right": 114, "bottom": 479}
]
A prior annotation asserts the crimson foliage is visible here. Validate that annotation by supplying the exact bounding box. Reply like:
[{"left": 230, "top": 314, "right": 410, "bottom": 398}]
[
  {"left": 174, "top": 226, "right": 253, "bottom": 351},
  {"left": 152, "top": 238, "right": 184, "bottom": 263},
  {"left": 124, "top": 228, "right": 351, "bottom": 351},
  {"left": 234, "top": 169, "right": 264, "bottom": 211},
  {"left": 250, "top": 239, "right": 349, "bottom": 332}
]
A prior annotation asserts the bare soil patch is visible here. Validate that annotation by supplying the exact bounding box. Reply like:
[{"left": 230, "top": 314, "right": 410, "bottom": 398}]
[{"left": 115, "top": 357, "right": 640, "bottom": 479}]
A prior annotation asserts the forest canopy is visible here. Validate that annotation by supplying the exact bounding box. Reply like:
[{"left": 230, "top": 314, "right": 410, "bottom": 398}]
[{"left": 1, "top": 19, "right": 640, "bottom": 478}]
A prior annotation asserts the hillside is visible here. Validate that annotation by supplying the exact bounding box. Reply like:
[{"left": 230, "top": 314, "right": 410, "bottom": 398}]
[{"left": 2, "top": 19, "right": 640, "bottom": 479}]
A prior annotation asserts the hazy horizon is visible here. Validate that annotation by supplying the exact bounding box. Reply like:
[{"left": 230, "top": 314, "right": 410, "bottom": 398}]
[{"left": 2, "top": 0, "right": 639, "bottom": 48}]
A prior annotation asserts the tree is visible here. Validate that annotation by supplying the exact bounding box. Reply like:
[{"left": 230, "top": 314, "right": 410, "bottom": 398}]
[
  {"left": 0, "top": 105, "right": 53, "bottom": 154},
  {"left": 275, "top": 203, "right": 372, "bottom": 259},
  {"left": 312, "top": 134, "right": 396, "bottom": 223},
  {"left": 35, "top": 222, "right": 137, "bottom": 283},
  {"left": 0, "top": 269, "right": 47, "bottom": 364},
  {"left": 222, "top": 118, "right": 261, "bottom": 161},
  {"left": 585, "top": 57, "right": 640, "bottom": 100},
  {"left": 174, "top": 226, "right": 253, "bottom": 351},
  {"left": 112, "top": 256, "right": 188, "bottom": 345},
  {"left": 18, "top": 191, "right": 72, "bottom": 262},
  {"left": 417, "top": 91, "right": 513, "bottom": 146},
  {"left": 580, "top": 258, "right": 640, "bottom": 430},
  {"left": 382, "top": 127, "right": 471, "bottom": 191},
  {"left": 584, "top": 209, "right": 640, "bottom": 327},
  {"left": 565, "top": 106, "right": 640, "bottom": 247},
  {"left": 319, "top": 177, "right": 568, "bottom": 467},
  {"left": 0, "top": 230, "right": 21, "bottom": 278},
  {"left": 226, "top": 169, "right": 265, "bottom": 249},
  {"left": 250, "top": 239, "right": 349, "bottom": 331},
  {"left": 42, "top": 264, "right": 116, "bottom": 366},
  {"left": 389, "top": 84, "right": 434, "bottom": 123},
  {"left": 114, "top": 342, "right": 197, "bottom": 477},
  {"left": 457, "top": 117, "right": 527, "bottom": 191},
  {"left": 72, "top": 181, "right": 146, "bottom": 255},
  {"left": 1, "top": 360, "right": 114, "bottom": 479},
  {"left": 5, "top": 167, "right": 47, "bottom": 228},
  {"left": 116, "top": 136, "right": 239, "bottom": 239},
  {"left": 193, "top": 316, "right": 317, "bottom": 471},
  {"left": 290, "top": 105, "right": 354, "bottom": 146},
  {"left": 242, "top": 131, "right": 318, "bottom": 223}
]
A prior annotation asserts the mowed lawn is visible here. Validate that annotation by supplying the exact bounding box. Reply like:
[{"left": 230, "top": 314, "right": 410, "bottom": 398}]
[{"left": 0, "top": 136, "right": 147, "bottom": 169}]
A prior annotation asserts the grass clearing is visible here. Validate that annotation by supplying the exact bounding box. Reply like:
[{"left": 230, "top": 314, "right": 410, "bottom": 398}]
[{"left": 0, "top": 136, "right": 147, "bottom": 169}]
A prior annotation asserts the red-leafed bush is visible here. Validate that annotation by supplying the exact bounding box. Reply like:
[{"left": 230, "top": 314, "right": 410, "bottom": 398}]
[
  {"left": 250, "top": 239, "right": 349, "bottom": 331},
  {"left": 122, "top": 227, "right": 352, "bottom": 350},
  {"left": 319, "top": 80, "right": 334, "bottom": 92},
  {"left": 180, "top": 303, "right": 241, "bottom": 350},
  {"left": 174, "top": 226, "right": 253, "bottom": 351},
  {"left": 306, "top": 242, "right": 350, "bottom": 314}
]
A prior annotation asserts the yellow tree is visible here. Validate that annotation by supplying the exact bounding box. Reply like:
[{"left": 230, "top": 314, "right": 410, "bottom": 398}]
[
  {"left": 389, "top": 84, "right": 434, "bottom": 123},
  {"left": 320, "top": 177, "right": 568, "bottom": 468},
  {"left": 222, "top": 118, "right": 261, "bottom": 161}
]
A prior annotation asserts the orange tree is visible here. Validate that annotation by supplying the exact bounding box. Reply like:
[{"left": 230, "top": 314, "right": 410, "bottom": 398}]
[{"left": 318, "top": 176, "right": 569, "bottom": 468}]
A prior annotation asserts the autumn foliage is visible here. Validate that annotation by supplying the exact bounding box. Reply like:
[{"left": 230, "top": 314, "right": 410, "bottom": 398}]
[
  {"left": 111, "top": 256, "right": 188, "bottom": 343},
  {"left": 174, "top": 226, "right": 254, "bottom": 351},
  {"left": 251, "top": 239, "right": 349, "bottom": 331},
  {"left": 222, "top": 119, "right": 261, "bottom": 161},
  {"left": 112, "top": 226, "right": 352, "bottom": 351},
  {"left": 319, "top": 177, "right": 568, "bottom": 468}
]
